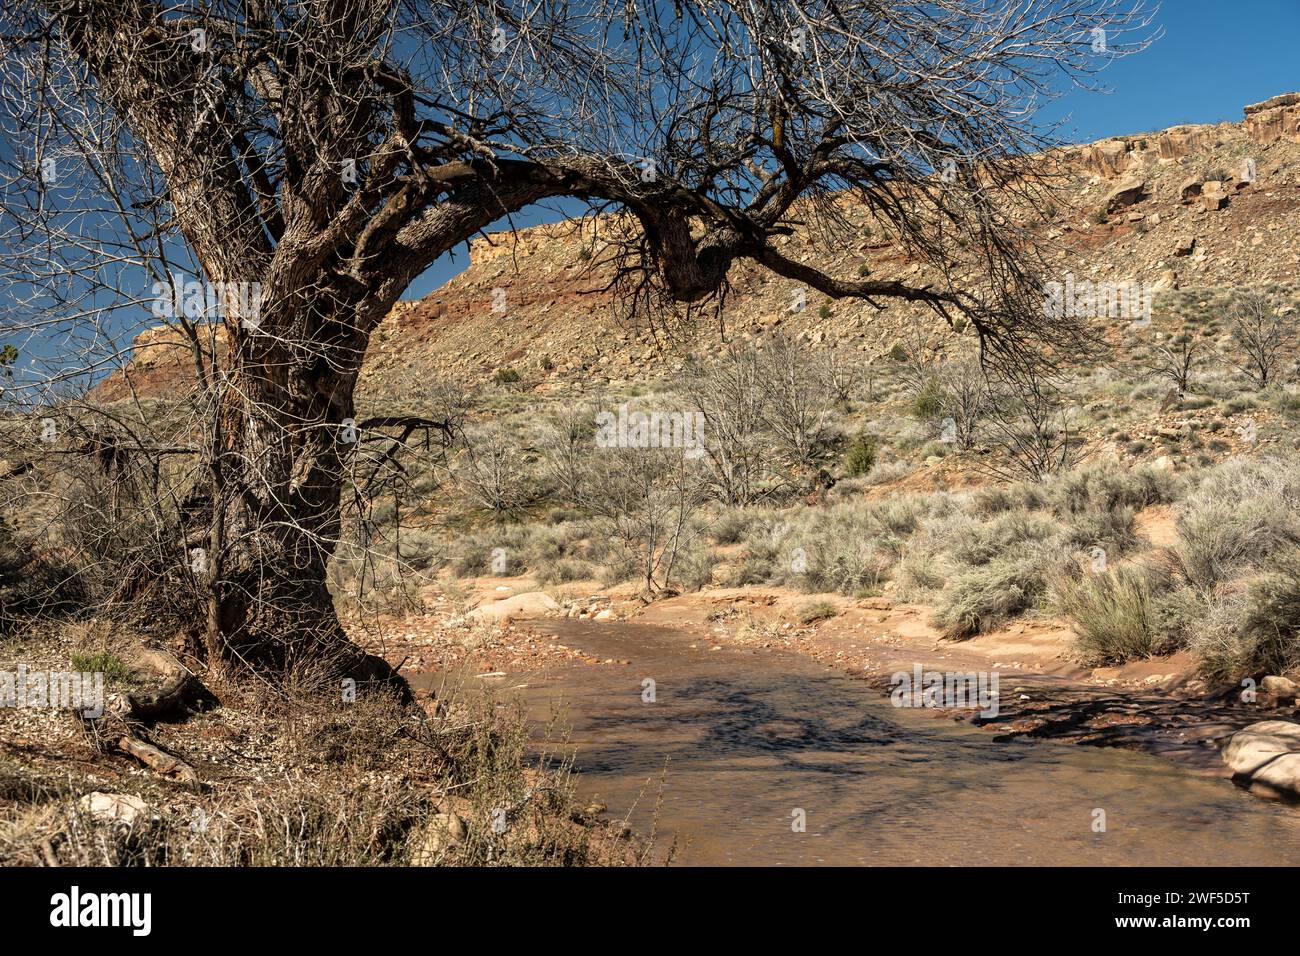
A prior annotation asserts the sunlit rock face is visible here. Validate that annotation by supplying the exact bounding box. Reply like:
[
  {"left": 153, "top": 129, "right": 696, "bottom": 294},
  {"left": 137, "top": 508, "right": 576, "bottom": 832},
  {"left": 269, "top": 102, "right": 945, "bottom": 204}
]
[{"left": 1245, "top": 92, "right": 1300, "bottom": 146}]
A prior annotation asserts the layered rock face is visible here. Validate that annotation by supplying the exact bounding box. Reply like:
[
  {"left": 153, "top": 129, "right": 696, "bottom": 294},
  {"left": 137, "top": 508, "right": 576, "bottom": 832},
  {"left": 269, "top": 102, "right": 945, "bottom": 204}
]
[
  {"left": 1244, "top": 92, "right": 1300, "bottom": 145},
  {"left": 1056, "top": 92, "right": 1300, "bottom": 180}
]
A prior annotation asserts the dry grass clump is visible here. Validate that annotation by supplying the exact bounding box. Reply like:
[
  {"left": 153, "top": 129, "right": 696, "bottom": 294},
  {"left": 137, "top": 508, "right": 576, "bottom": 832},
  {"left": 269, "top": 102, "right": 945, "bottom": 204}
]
[
  {"left": 793, "top": 600, "right": 838, "bottom": 624},
  {"left": 898, "top": 506, "right": 1070, "bottom": 639},
  {"left": 727, "top": 494, "right": 942, "bottom": 596},
  {"left": 931, "top": 551, "right": 1066, "bottom": 640},
  {"left": 1052, "top": 563, "right": 1193, "bottom": 665},
  {"left": 1044, "top": 463, "right": 1180, "bottom": 515},
  {"left": 1187, "top": 548, "right": 1300, "bottom": 681}
]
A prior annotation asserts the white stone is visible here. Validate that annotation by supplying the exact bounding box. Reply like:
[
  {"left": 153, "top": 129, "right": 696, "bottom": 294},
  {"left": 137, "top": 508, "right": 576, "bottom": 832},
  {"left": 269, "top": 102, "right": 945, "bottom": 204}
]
[{"left": 1223, "top": 720, "right": 1300, "bottom": 797}]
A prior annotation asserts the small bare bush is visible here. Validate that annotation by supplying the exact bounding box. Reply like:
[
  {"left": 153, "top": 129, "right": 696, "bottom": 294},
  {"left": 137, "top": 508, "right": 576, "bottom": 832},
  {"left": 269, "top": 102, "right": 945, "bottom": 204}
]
[
  {"left": 681, "top": 346, "right": 771, "bottom": 506},
  {"left": 539, "top": 401, "right": 598, "bottom": 506},
  {"left": 934, "top": 356, "right": 991, "bottom": 450},
  {"left": 819, "top": 348, "right": 861, "bottom": 404},
  {"left": 1227, "top": 293, "right": 1290, "bottom": 390},
  {"left": 758, "top": 335, "right": 836, "bottom": 470},
  {"left": 580, "top": 448, "right": 709, "bottom": 596},
  {"left": 1135, "top": 328, "right": 1202, "bottom": 397},
  {"left": 454, "top": 424, "right": 538, "bottom": 516},
  {"left": 984, "top": 375, "right": 1084, "bottom": 481}
]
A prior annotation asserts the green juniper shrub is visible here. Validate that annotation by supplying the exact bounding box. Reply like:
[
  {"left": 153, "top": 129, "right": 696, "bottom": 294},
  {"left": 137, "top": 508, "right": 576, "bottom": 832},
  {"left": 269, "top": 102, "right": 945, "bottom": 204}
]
[{"left": 844, "top": 433, "right": 877, "bottom": 478}]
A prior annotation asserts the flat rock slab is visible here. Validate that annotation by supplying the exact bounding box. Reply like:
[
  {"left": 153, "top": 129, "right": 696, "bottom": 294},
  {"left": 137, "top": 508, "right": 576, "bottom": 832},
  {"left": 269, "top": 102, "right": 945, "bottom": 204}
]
[
  {"left": 467, "top": 591, "right": 560, "bottom": 622},
  {"left": 78, "top": 792, "right": 153, "bottom": 828},
  {"left": 1222, "top": 719, "right": 1300, "bottom": 799}
]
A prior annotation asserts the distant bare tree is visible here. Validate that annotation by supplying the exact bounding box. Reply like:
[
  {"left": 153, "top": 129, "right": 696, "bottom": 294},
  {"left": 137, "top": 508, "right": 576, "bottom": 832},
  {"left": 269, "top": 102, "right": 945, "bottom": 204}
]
[
  {"left": 819, "top": 348, "right": 861, "bottom": 405},
  {"left": 1228, "top": 294, "right": 1290, "bottom": 389},
  {"left": 758, "top": 335, "right": 835, "bottom": 471},
  {"left": 1141, "top": 332, "right": 1203, "bottom": 396},
  {"left": 851, "top": 326, "right": 897, "bottom": 404},
  {"left": 454, "top": 424, "right": 535, "bottom": 516},
  {"left": 581, "top": 448, "right": 708, "bottom": 597},
  {"left": 984, "top": 375, "right": 1083, "bottom": 481},
  {"left": 935, "top": 356, "right": 991, "bottom": 451},
  {"left": 427, "top": 375, "right": 480, "bottom": 446},
  {"left": 681, "top": 346, "right": 772, "bottom": 506},
  {"left": 893, "top": 316, "right": 949, "bottom": 393},
  {"left": 539, "top": 401, "right": 597, "bottom": 507}
]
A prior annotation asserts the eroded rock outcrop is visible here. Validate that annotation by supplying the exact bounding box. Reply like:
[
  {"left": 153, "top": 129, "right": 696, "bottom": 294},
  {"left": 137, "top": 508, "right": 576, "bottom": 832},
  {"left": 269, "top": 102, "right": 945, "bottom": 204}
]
[
  {"left": 1051, "top": 94, "right": 1298, "bottom": 182},
  {"left": 1245, "top": 92, "right": 1300, "bottom": 145},
  {"left": 1156, "top": 125, "right": 1220, "bottom": 164},
  {"left": 1104, "top": 177, "right": 1147, "bottom": 214}
]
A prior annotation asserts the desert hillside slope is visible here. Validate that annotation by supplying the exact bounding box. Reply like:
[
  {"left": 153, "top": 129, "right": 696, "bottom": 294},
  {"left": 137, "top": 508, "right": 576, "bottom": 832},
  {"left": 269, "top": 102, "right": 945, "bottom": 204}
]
[{"left": 98, "top": 92, "right": 1300, "bottom": 403}]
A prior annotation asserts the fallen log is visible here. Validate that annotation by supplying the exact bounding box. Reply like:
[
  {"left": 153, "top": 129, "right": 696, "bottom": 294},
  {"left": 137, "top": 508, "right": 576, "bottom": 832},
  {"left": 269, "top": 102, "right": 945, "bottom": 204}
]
[
  {"left": 78, "top": 643, "right": 211, "bottom": 787},
  {"left": 114, "top": 734, "right": 200, "bottom": 789}
]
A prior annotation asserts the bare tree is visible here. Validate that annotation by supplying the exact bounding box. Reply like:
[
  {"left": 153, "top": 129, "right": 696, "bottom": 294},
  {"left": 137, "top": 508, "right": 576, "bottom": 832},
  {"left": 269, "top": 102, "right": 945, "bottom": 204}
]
[
  {"left": 758, "top": 335, "right": 835, "bottom": 471},
  {"left": 0, "top": 0, "right": 1155, "bottom": 681},
  {"left": 984, "top": 374, "right": 1083, "bottom": 481},
  {"left": 1228, "top": 294, "right": 1290, "bottom": 390},
  {"left": 454, "top": 424, "right": 536, "bottom": 515},
  {"left": 426, "top": 374, "right": 480, "bottom": 446},
  {"left": 893, "top": 316, "right": 949, "bottom": 393},
  {"left": 681, "top": 345, "right": 772, "bottom": 506},
  {"left": 818, "top": 347, "right": 861, "bottom": 405},
  {"left": 857, "top": 339, "right": 894, "bottom": 405},
  {"left": 539, "top": 400, "right": 597, "bottom": 506},
  {"left": 935, "top": 355, "right": 991, "bottom": 451},
  {"left": 581, "top": 448, "right": 708, "bottom": 598},
  {"left": 1138, "top": 330, "right": 1202, "bottom": 399}
]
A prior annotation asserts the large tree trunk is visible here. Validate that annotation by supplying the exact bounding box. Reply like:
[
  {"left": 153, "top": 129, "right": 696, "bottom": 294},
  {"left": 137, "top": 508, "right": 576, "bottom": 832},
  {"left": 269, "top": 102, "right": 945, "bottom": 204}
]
[{"left": 197, "top": 295, "right": 399, "bottom": 690}]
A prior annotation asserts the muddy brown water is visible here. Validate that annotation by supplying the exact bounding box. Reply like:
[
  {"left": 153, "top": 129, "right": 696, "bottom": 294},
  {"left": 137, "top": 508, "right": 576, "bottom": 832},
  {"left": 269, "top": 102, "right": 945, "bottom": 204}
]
[{"left": 513, "top": 620, "right": 1300, "bottom": 866}]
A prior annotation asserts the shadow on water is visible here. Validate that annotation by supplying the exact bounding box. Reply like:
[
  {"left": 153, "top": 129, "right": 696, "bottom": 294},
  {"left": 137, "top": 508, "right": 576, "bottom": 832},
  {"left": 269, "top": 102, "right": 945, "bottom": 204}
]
[{"left": 518, "top": 620, "right": 1300, "bottom": 866}]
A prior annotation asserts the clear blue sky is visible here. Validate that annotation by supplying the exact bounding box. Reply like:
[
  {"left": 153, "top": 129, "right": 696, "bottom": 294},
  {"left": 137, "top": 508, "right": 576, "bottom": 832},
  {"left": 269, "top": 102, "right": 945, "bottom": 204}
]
[
  {"left": 1039, "top": 0, "right": 1300, "bottom": 142},
  {"left": 406, "top": 0, "right": 1300, "bottom": 300}
]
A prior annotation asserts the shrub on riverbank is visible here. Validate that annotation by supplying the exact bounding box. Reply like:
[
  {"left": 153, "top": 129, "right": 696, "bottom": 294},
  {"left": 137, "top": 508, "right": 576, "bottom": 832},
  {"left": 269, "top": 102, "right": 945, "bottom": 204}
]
[
  {"left": 794, "top": 600, "right": 838, "bottom": 624},
  {"left": 1173, "top": 456, "right": 1300, "bottom": 589},
  {"left": 1187, "top": 547, "right": 1300, "bottom": 681},
  {"left": 1048, "top": 457, "right": 1300, "bottom": 679},
  {"left": 932, "top": 553, "right": 1062, "bottom": 640},
  {"left": 1054, "top": 564, "right": 1190, "bottom": 664}
]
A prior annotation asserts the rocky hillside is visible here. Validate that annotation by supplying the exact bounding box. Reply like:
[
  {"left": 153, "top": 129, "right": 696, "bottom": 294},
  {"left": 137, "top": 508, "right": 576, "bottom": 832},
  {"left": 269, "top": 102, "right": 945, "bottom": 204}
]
[{"left": 97, "top": 92, "right": 1300, "bottom": 404}]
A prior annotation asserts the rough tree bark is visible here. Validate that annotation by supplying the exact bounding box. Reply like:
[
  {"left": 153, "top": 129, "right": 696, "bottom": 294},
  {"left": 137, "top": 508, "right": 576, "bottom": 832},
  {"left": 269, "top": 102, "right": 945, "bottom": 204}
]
[{"left": 205, "top": 305, "right": 371, "bottom": 674}]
